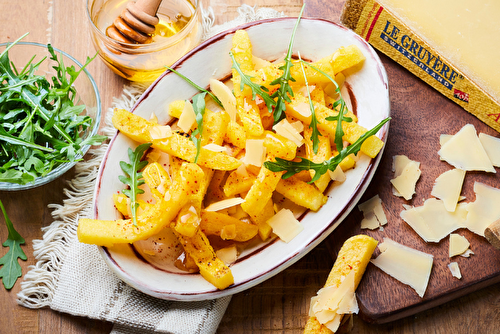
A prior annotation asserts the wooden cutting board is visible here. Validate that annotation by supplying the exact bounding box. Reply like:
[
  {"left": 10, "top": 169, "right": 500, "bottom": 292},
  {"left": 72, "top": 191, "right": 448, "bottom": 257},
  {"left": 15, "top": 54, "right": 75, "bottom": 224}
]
[{"left": 326, "top": 51, "right": 500, "bottom": 324}]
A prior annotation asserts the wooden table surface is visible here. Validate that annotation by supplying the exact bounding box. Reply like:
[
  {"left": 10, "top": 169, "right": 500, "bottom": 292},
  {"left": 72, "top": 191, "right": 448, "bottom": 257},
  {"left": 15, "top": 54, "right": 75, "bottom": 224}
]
[{"left": 1, "top": 0, "right": 499, "bottom": 333}]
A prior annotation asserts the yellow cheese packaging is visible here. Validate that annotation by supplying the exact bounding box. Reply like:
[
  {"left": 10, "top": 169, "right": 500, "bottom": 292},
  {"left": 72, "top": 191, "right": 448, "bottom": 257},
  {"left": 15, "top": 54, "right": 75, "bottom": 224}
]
[{"left": 341, "top": 0, "right": 500, "bottom": 133}]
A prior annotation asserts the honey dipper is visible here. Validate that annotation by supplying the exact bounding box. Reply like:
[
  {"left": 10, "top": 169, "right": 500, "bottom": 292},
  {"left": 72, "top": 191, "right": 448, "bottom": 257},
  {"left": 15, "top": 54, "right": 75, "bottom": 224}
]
[
  {"left": 106, "top": 0, "right": 162, "bottom": 44},
  {"left": 485, "top": 219, "right": 500, "bottom": 250}
]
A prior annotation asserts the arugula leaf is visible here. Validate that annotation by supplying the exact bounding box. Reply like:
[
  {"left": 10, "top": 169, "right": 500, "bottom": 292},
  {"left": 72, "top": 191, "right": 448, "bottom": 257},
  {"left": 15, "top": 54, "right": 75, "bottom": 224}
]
[
  {"left": 229, "top": 51, "right": 277, "bottom": 113},
  {"left": 0, "top": 200, "right": 27, "bottom": 290},
  {"left": 300, "top": 60, "right": 353, "bottom": 153},
  {"left": 297, "top": 51, "right": 321, "bottom": 154},
  {"left": 264, "top": 117, "right": 391, "bottom": 182},
  {"left": 269, "top": 4, "right": 305, "bottom": 124},
  {"left": 118, "top": 143, "right": 152, "bottom": 226},
  {"left": 190, "top": 93, "right": 207, "bottom": 163},
  {"left": 0, "top": 34, "right": 105, "bottom": 185},
  {"left": 165, "top": 65, "right": 223, "bottom": 108}
]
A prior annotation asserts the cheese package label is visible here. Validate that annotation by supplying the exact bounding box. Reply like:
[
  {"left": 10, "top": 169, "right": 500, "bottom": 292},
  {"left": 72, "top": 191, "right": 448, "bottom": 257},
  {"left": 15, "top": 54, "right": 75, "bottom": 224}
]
[{"left": 341, "top": 0, "right": 500, "bottom": 133}]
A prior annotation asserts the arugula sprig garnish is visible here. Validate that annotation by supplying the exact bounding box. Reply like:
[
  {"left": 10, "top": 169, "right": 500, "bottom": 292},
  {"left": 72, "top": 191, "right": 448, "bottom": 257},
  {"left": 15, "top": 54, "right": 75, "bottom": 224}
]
[
  {"left": 165, "top": 65, "right": 223, "bottom": 108},
  {"left": 0, "top": 33, "right": 106, "bottom": 184},
  {"left": 297, "top": 52, "right": 322, "bottom": 154},
  {"left": 163, "top": 67, "right": 210, "bottom": 161},
  {"left": 119, "top": 143, "right": 152, "bottom": 226},
  {"left": 0, "top": 200, "right": 27, "bottom": 290},
  {"left": 264, "top": 117, "right": 390, "bottom": 182},
  {"left": 191, "top": 93, "right": 207, "bottom": 163},
  {"left": 269, "top": 4, "right": 305, "bottom": 124},
  {"left": 229, "top": 52, "right": 276, "bottom": 113},
  {"left": 300, "top": 60, "right": 353, "bottom": 153}
]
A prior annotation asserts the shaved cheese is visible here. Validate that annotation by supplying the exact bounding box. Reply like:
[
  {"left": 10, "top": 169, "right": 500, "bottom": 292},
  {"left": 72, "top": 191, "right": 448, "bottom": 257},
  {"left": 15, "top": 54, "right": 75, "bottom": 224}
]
[
  {"left": 439, "top": 134, "right": 453, "bottom": 147},
  {"left": 328, "top": 166, "right": 346, "bottom": 182},
  {"left": 177, "top": 100, "right": 196, "bottom": 133},
  {"left": 460, "top": 249, "right": 474, "bottom": 258},
  {"left": 371, "top": 238, "right": 433, "bottom": 298},
  {"left": 392, "top": 155, "right": 413, "bottom": 177},
  {"left": 203, "top": 143, "right": 227, "bottom": 153},
  {"left": 267, "top": 208, "right": 304, "bottom": 243},
  {"left": 149, "top": 125, "right": 173, "bottom": 140},
  {"left": 149, "top": 112, "right": 158, "bottom": 123},
  {"left": 400, "top": 198, "right": 466, "bottom": 242},
  {"left": 438, "top": 124, "right": 495, "bottom": 173},
  {"left": 449, "top": 233, "right": 470, "bottom": 257},
  {"left": 210, "top": 78, "right": 237, "bottom": 122},
  {"left": 273, "top": 119, "right": 304, "bottom": 147},
  {"left": 252, "top": 55, "right": 272, "bottom": 70},
  {"left": 479, "top": 133, "right": 500, "bottom": 167},
  {"left": 360, "top": 211, "right": 380, "bottom": 230},
  {"left": 310, "top": 270, "right": 358, "bottom": 332},
  {"left": 243, "top": 139, "right": 266, "bottom": 167},
  {"left": 448, "top": 262, "right": 462, "bottom": 279},
  {"left": 294, "top": 102, "right": 312, "bottom": 118},
  {"left": 216, "top": 245, "right": 238, "bottom": 265},
  {"left": 235, "top": 164, "right": 249, "bottom": 178},
  {"left": 340, "top": 85, "right": 353, "bottom": 113},
  {"left": 358, "top": 195, "right": 387, "bottom": 230},
  {"left": 221, "top": 225, "right": 236, "bottom": 240},
  {"left": 205, "top": 197, "right": 245, "bottom": 212},
  {"left": 390, "top": 157, "right": 421, "bottom": 200},
  {"left": 290, "top": 121, "right": 304, "bottom": 133},
  {"left": 431, "top": 169, "right": 465, "bottom": 212},
  {"left": 464, "top": 182, "right": 500, "bottom": 236},
  {"left": 297, "top": 85, "right": 316, "bottom": 97}
]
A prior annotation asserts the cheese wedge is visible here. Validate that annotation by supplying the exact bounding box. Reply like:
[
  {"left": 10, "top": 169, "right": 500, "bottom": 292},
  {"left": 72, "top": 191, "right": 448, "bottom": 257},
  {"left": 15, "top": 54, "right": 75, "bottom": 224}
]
[
  {"left": 371, "top": 238, "right": 433, "bottom": 298},
  {"left": 479, "top": 133, "right": 500, "bottom": 167},
  {"left": 431, "top": 168, "right": 466, "bottom": 212},
  {"left": 438, "top": 124, "right": 495, "bottom": 173},
  {"left": 449, "top": 233, "right": 470, "bottom": 257},
  {"left": 376, "top": 0, "right": 500, "bottom": 105},
  {"left": 464, "top": 182, "right": 500, "bottom": 236}
]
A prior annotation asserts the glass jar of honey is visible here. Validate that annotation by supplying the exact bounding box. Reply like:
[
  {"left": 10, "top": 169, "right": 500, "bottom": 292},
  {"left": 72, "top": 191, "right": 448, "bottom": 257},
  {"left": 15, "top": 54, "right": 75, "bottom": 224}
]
[{"left": 86, "top": 0, "right": 202, "bottom": 82}]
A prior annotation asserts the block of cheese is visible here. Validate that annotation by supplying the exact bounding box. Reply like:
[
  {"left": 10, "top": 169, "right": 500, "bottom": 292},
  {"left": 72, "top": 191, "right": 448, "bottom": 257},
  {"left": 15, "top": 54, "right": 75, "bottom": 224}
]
[{"left": 341, "top": 0, "right": 500, "bottom": 133}]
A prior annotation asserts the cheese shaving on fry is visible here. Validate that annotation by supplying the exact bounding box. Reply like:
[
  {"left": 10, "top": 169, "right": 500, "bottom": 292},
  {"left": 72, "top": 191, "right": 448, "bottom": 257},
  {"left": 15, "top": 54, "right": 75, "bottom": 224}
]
[{"left": 205, "top": 197, "right": 246, "bottom": 212}]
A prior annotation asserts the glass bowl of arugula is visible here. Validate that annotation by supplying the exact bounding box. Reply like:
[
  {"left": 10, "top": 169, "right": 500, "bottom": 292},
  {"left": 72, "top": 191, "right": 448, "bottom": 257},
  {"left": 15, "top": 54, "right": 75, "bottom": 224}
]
[{"left": 0, "top": 38, "right": 105, "bottom": 190}]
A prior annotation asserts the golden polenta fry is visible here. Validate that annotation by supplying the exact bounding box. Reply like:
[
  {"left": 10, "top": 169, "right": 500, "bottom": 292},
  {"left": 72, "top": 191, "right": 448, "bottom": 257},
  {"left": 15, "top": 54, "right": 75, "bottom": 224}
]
[
  {"left": 112, "top": 108, "right": 241, "bottom": 170},
  {"left": 77, "top": 163, "right": 203, "bottom": 246},
  {"left": 200, "top": 211, "right": 258, "bottom": 242},
  {"left": 276, "top": 176, "right": 328, "bottom": 211},
  {"left": 174, "top": 228, "right": 234, "bottom": 290},
  {"left": 304, "top": 234, "right": 377, "bottom": 334}
]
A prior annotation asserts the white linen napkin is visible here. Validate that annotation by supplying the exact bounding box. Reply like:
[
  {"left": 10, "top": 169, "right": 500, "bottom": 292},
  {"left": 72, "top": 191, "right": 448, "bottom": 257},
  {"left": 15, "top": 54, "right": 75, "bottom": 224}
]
[{"left": 17, "top": 5, "right": 284, "bottom": 334}]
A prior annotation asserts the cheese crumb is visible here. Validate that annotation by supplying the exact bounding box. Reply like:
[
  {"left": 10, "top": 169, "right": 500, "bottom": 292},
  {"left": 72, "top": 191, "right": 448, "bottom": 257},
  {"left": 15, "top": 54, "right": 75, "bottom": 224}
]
[
  {"left": 448, "top": 262, "right": 462, "bottom": 279},
  {"left": 449, "top": 233, "right": 470, "bottom": 257}
]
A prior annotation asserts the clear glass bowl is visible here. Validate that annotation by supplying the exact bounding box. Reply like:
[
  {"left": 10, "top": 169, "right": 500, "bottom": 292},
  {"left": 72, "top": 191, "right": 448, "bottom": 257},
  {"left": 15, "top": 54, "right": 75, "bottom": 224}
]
[
  {"left": 0, "top": 42, "right": 102, "bottom": 191},
  {"left": 87, "top": 0, "right": 202, "bottom": 82}
]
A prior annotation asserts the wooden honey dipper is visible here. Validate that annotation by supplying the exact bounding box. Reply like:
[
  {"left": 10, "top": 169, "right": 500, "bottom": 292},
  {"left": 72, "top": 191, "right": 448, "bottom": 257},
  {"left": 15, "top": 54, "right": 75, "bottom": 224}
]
[
  {"left": 485, "top": 219, "right": 500, "bottom": 250},
  {"left": 106, "top": 0, "right": 162, "bottom": 44}
]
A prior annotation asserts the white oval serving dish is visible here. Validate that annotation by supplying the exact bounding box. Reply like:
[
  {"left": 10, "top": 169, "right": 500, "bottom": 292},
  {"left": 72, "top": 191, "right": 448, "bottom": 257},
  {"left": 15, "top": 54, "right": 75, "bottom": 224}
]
[{"left": 93, "top": 17, "right": 390, "bottom": 301}]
